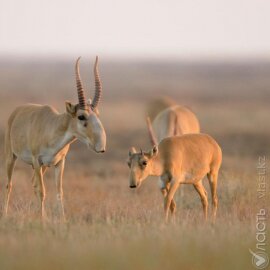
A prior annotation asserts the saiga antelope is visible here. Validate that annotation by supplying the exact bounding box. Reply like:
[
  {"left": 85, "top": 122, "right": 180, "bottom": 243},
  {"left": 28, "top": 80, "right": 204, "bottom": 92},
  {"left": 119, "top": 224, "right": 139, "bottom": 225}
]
[
  {"left": 146, "top": 104, "right": 200, "bottom": 202},
  {"left": 3, "top": 57, "right": 106, "bottom": 220},
  {"left": 147, "top": 105, "right": 200, "bottom": 146},
  {"left": 127, "top": 125, "right": 222, "bottom": 222}
]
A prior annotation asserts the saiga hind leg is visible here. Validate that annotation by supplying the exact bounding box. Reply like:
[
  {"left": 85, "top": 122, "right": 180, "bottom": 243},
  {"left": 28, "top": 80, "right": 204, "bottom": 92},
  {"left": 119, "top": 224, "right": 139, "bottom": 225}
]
[
  {"left": 193, "top": 181, "right": 208, "bottom": 221},
  {"left": 4, "top": 153, "right": 17, "bottom": 216},
  {"left": 207, "top": 170, "right": 219, "bottom": 223}
]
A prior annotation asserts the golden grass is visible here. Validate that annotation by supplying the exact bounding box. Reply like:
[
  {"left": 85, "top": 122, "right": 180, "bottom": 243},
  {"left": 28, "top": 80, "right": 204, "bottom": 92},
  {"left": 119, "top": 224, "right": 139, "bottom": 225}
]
[{"left": 0, "top": 158, "right": 263, "bottom": 270}]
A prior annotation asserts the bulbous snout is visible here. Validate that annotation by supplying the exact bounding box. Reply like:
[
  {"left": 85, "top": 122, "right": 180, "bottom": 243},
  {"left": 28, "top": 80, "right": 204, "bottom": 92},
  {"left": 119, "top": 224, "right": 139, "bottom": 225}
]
[
  {"left": 94, "top": 144, "right": 106, "bottom": 153},
  {"left": 92, "top": 117, "right": 106, "bottom": 153},
  {"left": 94, "top": 133, "right": 106, "bottom": 153},
  {"left": 129, "top": 171, "right": 140, "bottom": 189}
]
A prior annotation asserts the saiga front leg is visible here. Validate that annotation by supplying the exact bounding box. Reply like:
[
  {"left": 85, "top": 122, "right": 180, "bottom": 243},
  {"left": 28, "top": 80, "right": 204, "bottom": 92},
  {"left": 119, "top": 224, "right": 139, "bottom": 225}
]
[
  {"left": 160, "top": 186, "right": 176, "bottom": 215},
  {"left": 54, "top": 158, "right": 66, "bottom": 221},
  {"left": 164, "top": 179, "right": 180, "bottom": 222},
  {"left": 33, "top": 160, "right": 46, "bottom": 220},
  {"left": 159, "top": 177, "right": 176, "bottom": 215},
  {"left": 32, "top": 167, "right": 47, "bottom": 198}
]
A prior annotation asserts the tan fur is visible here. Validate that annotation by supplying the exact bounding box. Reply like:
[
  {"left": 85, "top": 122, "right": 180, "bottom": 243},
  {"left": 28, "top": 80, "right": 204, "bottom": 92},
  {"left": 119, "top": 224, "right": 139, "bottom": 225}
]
[
  {"left": 3, "top": 58, "right": 106, "bottom": 220},
  {"left": 128, "top": 134, "right": 222, "bottom": 222},
  {"left": 147, "top": 104, "right": 200, "bottom": 205}
]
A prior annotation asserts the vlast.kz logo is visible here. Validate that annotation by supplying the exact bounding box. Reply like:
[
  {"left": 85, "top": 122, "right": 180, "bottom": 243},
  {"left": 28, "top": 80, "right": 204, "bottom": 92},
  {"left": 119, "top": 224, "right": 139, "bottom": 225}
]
[
  {"left": 250, "top": 157, "right": 268, "bottom": 269},
  {"left": 249, "top": 249, "right": 269, "bottom": 269}
]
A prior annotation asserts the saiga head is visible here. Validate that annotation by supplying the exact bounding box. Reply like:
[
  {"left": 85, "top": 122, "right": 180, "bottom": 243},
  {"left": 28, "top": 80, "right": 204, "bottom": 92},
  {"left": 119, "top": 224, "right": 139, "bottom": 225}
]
[
  {"left": 127, "top": 146, "right": 158, "bottom": 188},
  {"left": 66, "top": 56, "right": 106, "bottom": 153}
]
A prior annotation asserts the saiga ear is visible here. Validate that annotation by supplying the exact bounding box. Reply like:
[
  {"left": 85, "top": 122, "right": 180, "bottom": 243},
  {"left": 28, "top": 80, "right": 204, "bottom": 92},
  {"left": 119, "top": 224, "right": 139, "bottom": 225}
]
[
  {"left": 87, "top": 98, "right": 100, "bottom": 116},
  {"left": 129, "top": 147, "right": 137, "bottom": 157},
  {"left": 65, "top": 101, "right": 77, "bottom": 117},
  {"left": 87, "top": 98, "right": 92, "bottom": 106},
  {"left": 149, "top": 145, "right": 158, "bottom": 157}
]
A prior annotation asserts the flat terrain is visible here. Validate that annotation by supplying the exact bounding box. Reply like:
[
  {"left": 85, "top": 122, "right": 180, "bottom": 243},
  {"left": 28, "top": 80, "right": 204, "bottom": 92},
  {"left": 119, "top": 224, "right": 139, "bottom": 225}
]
[{"left": 0, "top": 58, "right": 269, "bottom": 270}]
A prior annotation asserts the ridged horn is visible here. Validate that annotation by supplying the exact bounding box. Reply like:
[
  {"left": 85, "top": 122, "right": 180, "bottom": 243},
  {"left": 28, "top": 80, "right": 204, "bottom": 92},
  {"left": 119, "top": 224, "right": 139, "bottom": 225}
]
[
  {"left": 91, "top": 56, "right": 102, "bottom": 109},
  {"left": 75, "top": 57, "right": 87, "bottom": 110},
  {"left": 146, "top": 117, "right": 158, "bottom": 146}
]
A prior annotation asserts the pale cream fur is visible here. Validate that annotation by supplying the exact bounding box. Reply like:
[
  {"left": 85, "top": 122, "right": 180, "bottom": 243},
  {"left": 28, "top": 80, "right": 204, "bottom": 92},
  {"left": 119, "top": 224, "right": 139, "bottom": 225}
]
[
  {"left": 4, "top": 102, "right": 106, "bottom": 220},
  {"left": 4, "top": 53, "right": 107, "bottom": 222},
  {"left": 152, "top": 105, "right": 200, "bottom": 143}
]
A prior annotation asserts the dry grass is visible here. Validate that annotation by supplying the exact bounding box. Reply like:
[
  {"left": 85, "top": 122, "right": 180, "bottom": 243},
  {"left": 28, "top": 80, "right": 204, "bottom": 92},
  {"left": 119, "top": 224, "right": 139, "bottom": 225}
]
[{"left": 0, "top": 59, "right": 269, "bottom": 269}]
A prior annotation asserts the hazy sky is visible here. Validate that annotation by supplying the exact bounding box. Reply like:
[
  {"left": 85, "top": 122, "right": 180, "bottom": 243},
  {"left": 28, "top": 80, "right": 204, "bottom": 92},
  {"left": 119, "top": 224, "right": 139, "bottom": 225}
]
[{"left": 1, "top": 0, "right": 270, "bottom": 59}]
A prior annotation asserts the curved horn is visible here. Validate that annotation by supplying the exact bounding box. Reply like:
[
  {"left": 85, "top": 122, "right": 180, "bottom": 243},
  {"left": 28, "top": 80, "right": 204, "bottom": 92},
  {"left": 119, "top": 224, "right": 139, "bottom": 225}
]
[
  {"left": 91, "top": 56, "right": 102, "bottom": 109},
  {"left": 146, "top": 117, "right": 158, "bottom": 146},
  {"left": 75, "top": 57, "right": 87, "bottom": 110}
]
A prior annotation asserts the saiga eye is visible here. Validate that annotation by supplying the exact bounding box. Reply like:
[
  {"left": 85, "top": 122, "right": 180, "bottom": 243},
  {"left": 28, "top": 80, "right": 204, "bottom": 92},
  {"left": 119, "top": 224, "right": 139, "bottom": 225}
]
[
  {"left": 142, "top": 161, "right": 147, "bottom": 166},
  {"left": 78, "top": 115, "right": 86, "bottom": 121}
]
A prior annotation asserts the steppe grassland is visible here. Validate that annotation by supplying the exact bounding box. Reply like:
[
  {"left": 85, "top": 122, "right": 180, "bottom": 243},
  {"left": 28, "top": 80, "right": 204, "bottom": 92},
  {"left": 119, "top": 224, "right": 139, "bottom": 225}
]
[{"left": 0, "top": 60, "right": 269, "bottom": 269}]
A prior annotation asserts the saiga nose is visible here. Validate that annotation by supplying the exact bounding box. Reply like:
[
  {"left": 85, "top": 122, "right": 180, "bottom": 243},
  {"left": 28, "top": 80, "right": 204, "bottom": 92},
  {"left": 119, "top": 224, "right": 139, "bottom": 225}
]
[{"left": 96, "top": 149, "right": 105, "bottom": 153}]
